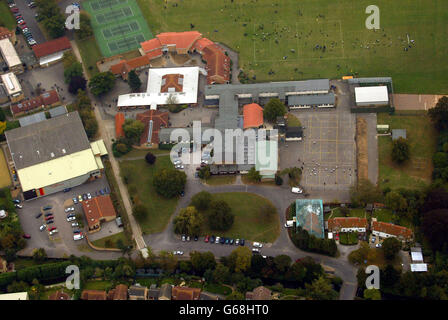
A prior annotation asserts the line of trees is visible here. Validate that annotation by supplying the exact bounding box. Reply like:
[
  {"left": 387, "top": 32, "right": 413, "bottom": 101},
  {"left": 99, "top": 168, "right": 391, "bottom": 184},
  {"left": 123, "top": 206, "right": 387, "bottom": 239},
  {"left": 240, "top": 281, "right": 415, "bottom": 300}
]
[{"left": 35, "top": 0, "right": 65, "bottom": 38}]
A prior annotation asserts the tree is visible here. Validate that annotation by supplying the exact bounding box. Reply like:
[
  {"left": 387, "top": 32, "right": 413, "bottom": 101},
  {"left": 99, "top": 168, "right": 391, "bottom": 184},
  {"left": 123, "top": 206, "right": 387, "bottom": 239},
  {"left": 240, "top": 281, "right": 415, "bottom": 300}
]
[
  {"left": 212, "top": 263, "right": 230, "bottom": 284},
  {"left": 158, "top": 251, "right": 178, "bottom": 274},
  {"left": 350, "top": 179, "right": 383, "bottom": 207},
  {"left": 190, "top": 191, "right": 212, "bottom": 211},
  {"left": 133, "top": 204, "right": 148, "bottom": 223},
  {"left": 190, "top": 251, "right": 216, "bottom": 274},
  {"left": 62, "top": 51, "right": 78, "bottom": 69},
  {"left": 422, "top": 209, "right": 448, "bottom": 251},
  {"left": 392, "top": 137, "right": 410, "bottom": 163},
  {"left": 247, "top": 167, "right": 261, "bottom": 182},
  {"left": 428, "top": 96, "right": 448, "bottom": 131},
  {"left": 385, "top": 191, "right": 408, "bottom": 212},
  {"left": 208, "top": 200, "right": 234, "bottom": 231},
  {"left": 228, "top": 246, "right": 252, "bottom": 273},
  {"left": 305, "top": 276, "right": 338, "bottom": 300},
  {"left": 263, "top": 98, "right": 286, "bottom": 122},
  {"left": 173, "top": 206, "right": 204, "bottom": 236},
  {"left": 122, "top": 119, "right": 145, "bottom": 145},
  {"left": 166, "top": 94, "right": 179, "bottom": 111},
  {"left": 76, "top": 12, "right": 93, "bottom": 39},
  {"left": 273, "top": 255, "right": 292, "bottom": 274},
  {"left": 32, "top": 248, "right": 47, "bottom": 263},
  {"left": 88, "top": 72, "right": 116, "bottom": 96},
  {"left": 382, "top": 237, "right": 401, "bottom": 261},
  {"left": 285, "top": 261, "right": 306, "bottom": 283},
  {"left": 128, "top": 70, "right": 142, "bottom": 92},
  {"left": 198, "top": 165, "right": 211, "bottom": 180},
  {"left": 364, "top": 288, "right": 381, "bottom": 300},
  {"left": 226, "top": 291, "right": 244, "bottom": 300},
  {"left": 433, "top": 152, "right": 448, "bottom": 168},
  {"left": 64, "top": 62, "right": 83, "bottom": 83},
  {"left": 68, "top": 75, "right": 87, "bottom": 94},
  {"left": 145, "top": 152, "right": 156, "bottom": 165},
  {"left": 153, "top": 168, "right": 186, "bottom": 198}
]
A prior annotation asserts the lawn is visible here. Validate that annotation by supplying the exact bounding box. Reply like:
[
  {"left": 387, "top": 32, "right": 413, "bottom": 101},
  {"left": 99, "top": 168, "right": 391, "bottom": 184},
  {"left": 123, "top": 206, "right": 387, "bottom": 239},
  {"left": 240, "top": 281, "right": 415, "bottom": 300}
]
[
  {"left": 0, "top": 1, "right": 16, "bottom": 30},
  {"left": 138, "top": 0, "right": 448, "bottom": 93},
  {"left": 326, "top": 207, "right": 366, "bottom": 220},
  {"left": 119, "top": 156, "right": 179, "bottom": 234},
  {"left": 119, "top": 148, "right": 170, "bottom": 160},
  {"left": 75, "top": 36, "right": 102, "bottom": 78},
  {"left": 200, "top": 192, "right": 280, "bottom": 243},
  {"left": 83, "top": 280, "right": 113, "bottom": 291},
  {"left": 0, "top": 149, "right": 11, "bottom": 188},
  {"left": 339, "top": 232, "right": 358, "bottom": 245},
  {"left": 91, "top": 231, "right": 130, "bottom": 248},
  {"left": 373, "top": 208, "right": 394, "bottom": 224},
  {"left": 377, "top": 112, "right": 437, "bottom": 191}
]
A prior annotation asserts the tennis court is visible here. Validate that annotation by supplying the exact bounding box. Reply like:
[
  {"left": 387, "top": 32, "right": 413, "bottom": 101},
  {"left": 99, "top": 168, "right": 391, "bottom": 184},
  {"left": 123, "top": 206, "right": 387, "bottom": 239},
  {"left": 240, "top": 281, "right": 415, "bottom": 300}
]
[
  {"left": 295, "top": 199, "right": 325, "bottom": 239},
  {"left": 84, "top": 0, "right": 153, "bottom": 57}
]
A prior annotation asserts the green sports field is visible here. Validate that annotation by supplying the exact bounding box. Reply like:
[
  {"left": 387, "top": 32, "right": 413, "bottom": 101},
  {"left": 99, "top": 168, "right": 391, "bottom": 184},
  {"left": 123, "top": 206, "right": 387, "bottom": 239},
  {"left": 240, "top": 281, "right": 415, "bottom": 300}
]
[
  {"left": 84, "top": 0, "right": 153, "bottom": 57},
  {"left": 138, "top": 0, "right": 448, "bottom": 93}
]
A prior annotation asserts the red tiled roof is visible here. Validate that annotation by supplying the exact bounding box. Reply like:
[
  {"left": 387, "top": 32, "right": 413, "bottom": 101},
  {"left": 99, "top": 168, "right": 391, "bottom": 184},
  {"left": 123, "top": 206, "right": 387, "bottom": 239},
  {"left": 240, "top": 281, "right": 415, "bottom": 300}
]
[
  {"left": 157, "top": 31, "right": 202, "bottom": 50},
  {"left": 191, "top": 37, "right": 214, "bottom": 53},
  {"left": 115, "top": 113, "right": 125, "bottom": 138},
  {"left": 243, "top": 103, "right": 263, "bottom": 129},
  {"left": 146, "top": 48, "right": 163, "bottom": 60},
  {"left": 81, "top": 290, "right": 107, "bottom": 300},
  {"left": 107, "top": 284, "right": 128, "bottom": 300},
  {"left": 202, "top": 44, "right": 230, "bottom": 84},
  {"left": 110, "top": 60, "right": 127, "bottom": 76},
  {"left": 136, "top": 109, "right": 169, "bottom": 145},
  {"left": 110, "top": 56, "right": 150, "bottom": 78},
  {"left": 11, "top": 90, "right": 60, "bottom": 115},
  {"left": 126, "top": 55, "right": 150, "bottom": 69},
  {"left": 171, "top": 287, "right": 201, "bottom": 300},
  {"left": 372, "top": 221, "right": 413, "bottom": 239},
  {"left": 140, "top": 38, "right": 162, "bottom": 53},
  {"left": 161, "top": 74, "right": 183, "bottom": 93},
  {"left": 0, "top": 27, "right": 14, "bottom": 40},
  {"left": 49, "top": 291, "right": 70, "bottom": 300},
  {"left": 328, "top": 217, "right": 368, "bottom": 231},
  {"left": 32, "top": 36, "right": 71, "bottom": 58},
  {"left": 82, "top": 195, "right": 117, "bottom": 229}
]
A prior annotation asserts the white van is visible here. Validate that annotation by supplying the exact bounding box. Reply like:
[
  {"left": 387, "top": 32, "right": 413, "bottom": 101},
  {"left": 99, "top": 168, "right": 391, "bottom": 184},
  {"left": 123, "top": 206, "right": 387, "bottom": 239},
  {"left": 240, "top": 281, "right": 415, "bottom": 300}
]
[
  {"left": 284, "top": 220, "right": 294, "bottom": 228},
  {"left": 291, "top": 187, "right": 303, "bottom": 194},
  {"left": 252, "top": 242, "right": 263, "bottom": 248},
  {"left": 73, "top": 233, "right": 84, "bottom": 241}
]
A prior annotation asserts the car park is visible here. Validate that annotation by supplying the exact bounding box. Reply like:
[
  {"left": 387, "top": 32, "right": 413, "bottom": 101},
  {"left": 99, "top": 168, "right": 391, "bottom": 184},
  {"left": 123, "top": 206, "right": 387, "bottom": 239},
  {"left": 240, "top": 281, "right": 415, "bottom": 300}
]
[
  {"left": 64, "top": 207, "right": 75, "bottom": 213},
  {"left": 35, "top": 212, "right": 42, "bottom": 219},
  {"left": 43, "top": 205, "right": 52, "bottom": 211},
  {"left": 67, "top": 216, "right": 76, "bottom": 222},
  {"left": 252, "top": 242, "right": 263, "bottom": 248},
  {"left": 39, "top": 225, "right": 46, "bottom": 231}
]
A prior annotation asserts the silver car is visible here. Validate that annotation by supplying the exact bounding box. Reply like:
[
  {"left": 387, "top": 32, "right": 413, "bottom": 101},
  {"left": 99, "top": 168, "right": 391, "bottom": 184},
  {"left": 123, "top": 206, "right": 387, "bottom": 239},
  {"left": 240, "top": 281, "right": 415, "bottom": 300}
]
[{"left": 39, "top": 224, "right": 46, "bottom": 231}]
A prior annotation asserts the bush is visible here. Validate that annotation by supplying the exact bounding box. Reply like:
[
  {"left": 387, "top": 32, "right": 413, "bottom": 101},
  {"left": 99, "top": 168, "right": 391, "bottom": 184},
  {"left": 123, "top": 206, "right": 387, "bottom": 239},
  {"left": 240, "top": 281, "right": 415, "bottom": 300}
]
[
  {"left": 145, "top": 152, "right": 156, "bottom": 165},
  {"left": 133, "top": 204, "right": 148, "bottom": 223},
  {"left": 153, "top": 168, "right": 186, "bottom": 198},
  {"left": 291, "top": 227, "right": 337, "bottom": 256},
  {"left": 208, "top": 200, "right": 234, "bottom": 231},
  {"left": 391, "top": 137, "right": 410, "bottom": 163},
  {"left": 190, "top": 191, "right": 212, "bottom": 211}
]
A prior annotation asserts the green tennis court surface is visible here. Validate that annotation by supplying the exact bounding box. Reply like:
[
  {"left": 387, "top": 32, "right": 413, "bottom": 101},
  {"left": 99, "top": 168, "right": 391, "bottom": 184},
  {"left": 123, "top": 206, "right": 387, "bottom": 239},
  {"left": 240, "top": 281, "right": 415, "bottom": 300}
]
[{"left": 84, "top": 0, "right": 153, "bottom": 57}]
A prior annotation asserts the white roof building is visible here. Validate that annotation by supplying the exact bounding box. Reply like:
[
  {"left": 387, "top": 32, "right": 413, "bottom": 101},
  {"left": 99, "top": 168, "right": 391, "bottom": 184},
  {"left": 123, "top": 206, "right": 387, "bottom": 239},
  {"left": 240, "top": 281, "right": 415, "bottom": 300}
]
[
  {"left": 411, "top": 251, "right": 424, "bottom": 262},
  {"left": 0, "top": 292, "right": 29, "bottom": 300},
  {"left": 1, "top": 72, "right": 22, "bottom": 97},
  {"left": 117, "top": 66, "right": 199, "bottom": 110},
  {"left": 355, "top": 86, "right": 389, "bottom": 106},
  {"left": 410, "top": 263, "right": 428, "bottom": 272},
  {"left": 0, "top": 38, "right": 21, "bottom": 69}
]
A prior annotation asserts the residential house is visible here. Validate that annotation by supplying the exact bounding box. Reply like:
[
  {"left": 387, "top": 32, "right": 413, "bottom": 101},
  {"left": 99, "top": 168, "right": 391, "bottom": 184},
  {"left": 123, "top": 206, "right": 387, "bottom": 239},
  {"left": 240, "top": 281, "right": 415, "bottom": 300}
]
[
  {"left": 128, "top": 285, "right": 148, "bottom": 300},
  {"left": 158, "top": 283, "right": 172, "bottom": 300},
  {"left": 115, "top": 112, "right": 125, "bottom": 138},
  {"left": 245, "top": 286, "right": 272, "bottom": 300},
  {"left": 327, "top": 217, "right": 368, "bottom": 233},
  {"left": 171, "top": 286, "right": 201, "bottom": 300},
  {"left": 148, "top": 284, "right": 160, "bottom": 300},
  {"left": 107, "top": 284, "right": 128, "bottom": 300},
  {"left": 371, "top": 221, "right": 413, "bottom": 241},
  {"left": 81, "top": 290, "right": 107, "bottom": 300},
  {"left": 82, "top": 195, "right": 117, "bottom": 233}
]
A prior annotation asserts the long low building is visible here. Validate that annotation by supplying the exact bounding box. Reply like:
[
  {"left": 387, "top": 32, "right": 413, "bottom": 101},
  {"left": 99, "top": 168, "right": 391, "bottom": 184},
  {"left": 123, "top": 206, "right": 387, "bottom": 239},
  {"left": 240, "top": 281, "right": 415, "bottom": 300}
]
[
  {"left": 371, "top": 221, "right": 413, "bottom": 241},
  {"left": 354, "top": 86, "right": 389, "bottom": 106},
  {"left": 288, "top": 93, "right": 335, "bottom": 108},
  {"left": 0, "top": 38, "right": 23, "bottom": 74},
  {"left": 0, "top": 72, "right": 24, "bottom": 103},
  {"left": 327, "top": 217, "right": 368, "bottom": 233},
  {"left": 5, "top": 112, "right": 107, "bottom": 200}
]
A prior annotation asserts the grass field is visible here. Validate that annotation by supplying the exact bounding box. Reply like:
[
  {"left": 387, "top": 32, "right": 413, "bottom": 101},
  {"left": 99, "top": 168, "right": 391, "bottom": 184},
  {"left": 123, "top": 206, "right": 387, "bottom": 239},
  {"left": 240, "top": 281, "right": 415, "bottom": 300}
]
[
  {"left": 326, "top": 207, "right": 366, "bottom": 221},
  {"left": 84, "top": 0, "right": 153, "bottom": 57},
  {"left": 0, "top": 1, "right": 16, "bottom": 30},
  {"left": 75, "top": 36, "right": 102, "bottom": 77},
  {"left": 0, "top": 149, "right": 11, "bottom": 188},
  {"left": 377, "top": 111, "right": 437, "bottom": 191},
  {"left": 138, "top": 0, "right": 448, "bottom": 93},
  {"left": 201, "top": 192, "right": 280, "bottom": 243},
  {"left": 119, "top": 156, "right": 178, "bottom": 234},
  {"left": 91, "top": 231, "right": 129, "bottom": 248}
]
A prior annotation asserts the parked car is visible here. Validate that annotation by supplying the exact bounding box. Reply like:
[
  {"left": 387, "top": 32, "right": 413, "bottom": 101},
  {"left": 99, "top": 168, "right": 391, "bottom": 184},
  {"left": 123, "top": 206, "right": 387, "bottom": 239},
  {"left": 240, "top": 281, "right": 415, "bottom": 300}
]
[
  {"left": 229, "top": 238, "right": 234, "bottom": 245},
  {"left": 252, "top": 242, "right": 263, "bottom": 248},
  {"left": 225, "top": 238, "right": 229, "bottom": 244},
  {"left": 46, "top": 220, "right": 54, "bottom": 225},
  {"left": 22, "top": 234, "right": 31, "bottom": 239},
  {"left": 78, "top": 195, "right": 83, "bottom": 202},
  {"left": 35, "top": 212, "right": 42, "bottom": 219},
  {"left": 194, "top": 235, "right": 198, "bottom": 241},
  {"left": 186, "top": 235, "right": 191, "bottom": 241},
  {"left": 291, "top": 187, "right": 303, "bottom": 194},
  {"left": 204, "top": 235, "right": 209, "bottom": 243},
  {"left": 82, "top": 194, "right": 88, "bottom": 201},
  {"left": 375, "top": 243, "right": 382, "bottom": 248},
  {"left": 63, "top": 188, "right": 71, "bottom": 193},
  {"left": 71, "top": 222, "right": 79, "bottom": 227},
  {"left": 181, "top": 234, "right": 186, "bottom": 242},
  {"left": 12, "top": 199, "right": 20, "bottom": 204},
  {"left": 43, "top": 205, "right": 52, "bottom": 211},
  {"left": 240, "top": 239, "right": 245, "bottom": 246},
  {"left": 45, "top": 215, "right": 54, "bottom": 221},
  {"left": 371, "top": 236, "right": 376, "bottom": 243},
  {"left": 73, "top": 197, "right": 78, "bottom": 204},
  {"left": 39, "top": 224, "right": 46, "bottom": 231},
  {"left": 173, "top": 251, "right": 183, "bottom": 255},
  {"left": 99, "top": 189, "right": 105, "bottom": 195},
  {"left": 64, "top": 207, "right": 75, "bottom": 213},
  {"left": 210, "top": 235, "right": 215, "bottom": 243},
  {"left": 252, "top": 248, "right": 260, "bottom": 253},
  {"left": 220, "top": 237, "right": 225, "bottom": 244},
  {"left": 73, "top": 229, "right": 81, "bottom": 234},
  {"left": 73, "top": 233, "right": 84, "bottom": 241},
  {"left": 235, "top": 239, "right": 240, "bottom": 246},
  {"left": 15, "top": 204, "right": 23, "bottom": 209},
  {"left": 67, "top": 216, "right": 76, "bottom": 222},
  {"left": 44, "top": 212, "right": 53, "bottom": 217},
  {"left": 215, "top": 236, "right": 220, "bottom": 244},
  {"left": 48, "top": 226, "right": 56, "bottom": 232},
  {"left": 87, "top": 192, "right": 92, "bottom": 200}
]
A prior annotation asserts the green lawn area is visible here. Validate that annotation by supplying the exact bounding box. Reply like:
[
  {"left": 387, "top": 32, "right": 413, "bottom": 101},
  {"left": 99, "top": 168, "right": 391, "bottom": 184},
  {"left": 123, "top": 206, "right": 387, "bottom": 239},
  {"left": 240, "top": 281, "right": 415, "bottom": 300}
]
[
  {"left": 0, "top": 1, "right": 16, "bottom": 30},
  {"left": 200, "top": 192, "right": 280, "bottom": 243},
  {"left": 138, "top": 0, "right": 448, "bottom": 93},
  {"left": 119, "top": 148, "right": 170, "bottom": 160},
  {"left": 339, "top": 232, "right": 359, "bottom": 245},
  {"left": 377, "top": 112, "right": 437, "bottom": 191},
  {"left": 326, "top": 207, "right": 366, "bottom": 220},
  {"left": 203, "top": 175, "right": 236, "bottom": 185},
  {"left": 91, "top": 232, "right": 130, "bottom": 248},
  {"left": 203, "top": 283, "right": 232, "bottom": 296},
  {"left": 75, "top": 36, "right": 102, "bottom": 78},
  {"left": 119, "top": 156, "right": 179, "bottom": 234},
  {"left": 83, "top": 280, "right": 112, "bottom": 291},
  {"left": 373, "top": 208, "right": 394, "bottom": 224}
]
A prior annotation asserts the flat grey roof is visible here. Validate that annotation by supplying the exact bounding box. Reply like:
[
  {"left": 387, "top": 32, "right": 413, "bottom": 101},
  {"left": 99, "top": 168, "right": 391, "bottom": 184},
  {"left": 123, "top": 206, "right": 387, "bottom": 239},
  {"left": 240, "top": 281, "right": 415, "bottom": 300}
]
[
  {"left": 49, "top": 105, "right": 67, "bottom": 118},
  {"left": 5, "top": 111, "right": 91, "bottom": 170},
  {"left": 348, "top": 77, "right": 392, "bottom": 84},
  {"left": 18, "top": 112, "right": 47, "bottom": 127},
  {"left": 392, "top": 129, "right": 406, "bottom": 140},
  {"left": 288, "top": 93, "right": 335, "bottom": 106},
  {"left": 159, "top": 126, "right": 213, "bottom": 143}
]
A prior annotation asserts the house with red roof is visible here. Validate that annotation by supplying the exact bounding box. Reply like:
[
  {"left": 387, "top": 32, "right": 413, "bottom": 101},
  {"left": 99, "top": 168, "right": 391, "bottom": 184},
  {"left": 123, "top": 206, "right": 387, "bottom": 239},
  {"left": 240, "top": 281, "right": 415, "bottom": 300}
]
[
  {"left": 110, "top": 55, "right": 150, "bottom": 80},
  {"left": 135, "top": 109, "right": 169, "bottom": 146},
  {"left": 115, "top": 113, "right": 125, "bottom": 138},
  {"left": 328, "top": 217, "right": 368, "bottom": 233},
  {"left": 82, "top": 195, "right": 117, "bottom": 233},
  {"left": 10, "top": 89, "right": 60, "bottom": 117},
  {"left": 243, "top": 103, "right": 264, "bottom": 129},
  {"left": 32, "top": 36, "right": 71, "bottom": 67},
  {"left": 371, "top": 221, "right": 413, "bottom": 241}
]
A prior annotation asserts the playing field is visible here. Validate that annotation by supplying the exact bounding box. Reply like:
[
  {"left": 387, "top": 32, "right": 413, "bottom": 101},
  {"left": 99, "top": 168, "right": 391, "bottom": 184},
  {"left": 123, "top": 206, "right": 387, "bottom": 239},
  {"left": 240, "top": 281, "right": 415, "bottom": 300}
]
[
  {"left": 138, "top": 0, "right": 448, "bottom": 93},
  {"left": 84, "top": 0, "right": 153, "bottom": 57}
]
